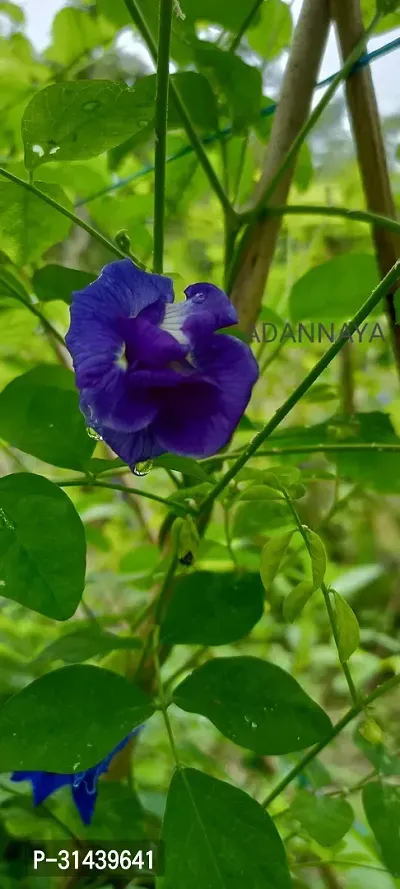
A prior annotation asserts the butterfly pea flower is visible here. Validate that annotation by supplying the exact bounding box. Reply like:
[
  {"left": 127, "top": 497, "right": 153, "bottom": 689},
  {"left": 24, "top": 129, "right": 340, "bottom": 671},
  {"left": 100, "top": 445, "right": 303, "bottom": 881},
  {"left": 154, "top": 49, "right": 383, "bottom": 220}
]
[
  {"left": 65, "top": 260, "right": 258, "bottom": 467},
  {"left": 11, "top": 729, "right": 139, "bottom": 825}
]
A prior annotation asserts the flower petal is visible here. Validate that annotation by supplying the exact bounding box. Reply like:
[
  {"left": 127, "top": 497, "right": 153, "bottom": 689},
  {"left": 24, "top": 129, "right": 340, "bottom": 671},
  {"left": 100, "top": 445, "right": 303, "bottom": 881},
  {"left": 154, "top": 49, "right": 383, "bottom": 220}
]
[
  {"left": 11, "top": 771, "right": 72, "bottom": 806},
  {"left": 66, "top": 260, "right": 174, "bottom": 389},
  {"left": 71, "top": 780, "right": 98, "bottom": 825},
  {"left": 71, "top": 730, "right": 140, "bottom": 825},
  {"left": 98, "top": 423, "right": 165, "bottom": 466},
  {"left": 183, "top": 282, "right": 238, "bottom": 338},
  {"left": 154, "top": 333, "right": 258, "bottom": 457},
  {"left": 123, "top": 316, "right": 187, "bottom": 368}
]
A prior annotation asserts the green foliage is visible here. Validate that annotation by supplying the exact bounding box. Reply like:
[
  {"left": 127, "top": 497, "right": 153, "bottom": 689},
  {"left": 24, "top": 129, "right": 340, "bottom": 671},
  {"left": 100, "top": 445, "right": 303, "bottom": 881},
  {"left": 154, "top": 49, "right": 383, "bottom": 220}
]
[
  {"left": 0, "top": 1, "right": 399, "bottom": 884},
  {"left": 33, "top": 628, "right": 142, "bottom": 664},
  {"left": 332, "top": 590, "right": 360, "bottom": 662},
  {"left": 163, "top": 768, "right": 291, "bottom": 889},
  {"left": 0, "top": 473, "right": 86, "bottom": 620},
  {"left": 161, "top": 571, "right": 264, "bottom": 644},
  {"left": 173, "top": 657, "right": 332, "bottom": 753},
  {"left": 0, "top": 366, "right": 94, "bottom": 470},
  {"left": 32, "top": 264, "right": 96, "bottom": 304},
  {"left": 0, "top": 665, "right": 154, "bottom": 771},
  {"left": 362, "top": 781, "right": 400, "bottom": 876},
  {"left": 289, "top": 253, "right": 380, "bottom": 322},
  {"left": 291, "top": 791, "right": 354, "bottom": 846},
  {"left": 0, "top": 181, "right": 72, "bottom": 264},
  {"left": 22, "top": 81, "right": 155, "bottom": 169}
]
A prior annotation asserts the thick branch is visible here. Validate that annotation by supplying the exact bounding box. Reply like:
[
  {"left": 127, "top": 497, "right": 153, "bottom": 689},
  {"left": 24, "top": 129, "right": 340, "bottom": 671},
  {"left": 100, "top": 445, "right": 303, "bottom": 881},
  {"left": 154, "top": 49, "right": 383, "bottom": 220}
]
[
  {"left": 230, "top": 0, "right": 330, "bottom": 332},
  {"left": 330, "top": 0, "right": 400, "bottom": 376}
]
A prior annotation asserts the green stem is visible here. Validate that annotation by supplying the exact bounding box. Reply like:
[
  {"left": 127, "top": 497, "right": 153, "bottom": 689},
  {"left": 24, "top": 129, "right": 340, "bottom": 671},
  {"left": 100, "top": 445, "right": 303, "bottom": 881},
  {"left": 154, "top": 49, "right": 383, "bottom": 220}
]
[
  {"left": 247, "top": 202, "right": 400, "bottom": 236},
  {"left": 122, "top": 0, "right": 235, "bottom": 221},
  {"left": 198, "top": 258, "right": 400, "bottom": 514},
  {"left": 262, "top": 672, "right": 400, "bottom": 808},
  {"left": 135, "top": 554, "right": 179, "bottom": 681},
  {"left": 154, "top": 628, "right": 181, "bottom": 768},
  {"left": 281, "top": 487, "right": 358, "bottom": 705},
  {"left": 229, "top": 0, "right": 263, "bottom": 52},
  {"left": 0, "top": 166, "right": 144, "bottom": 267},
  {"left": 202, "top": 442, "right": 400, "bottom": 465},
  {"left": 247, "top": 13, "right": 380, "bottom": 214},
  {"left": 153, "top": 0, "right": 173, "bottom": 274},
  {"left": 0, "top": 273, "right": 65, "bottom": 346},
  {"left": 58, "top": 478, "right": 196, "bottom": 516}
]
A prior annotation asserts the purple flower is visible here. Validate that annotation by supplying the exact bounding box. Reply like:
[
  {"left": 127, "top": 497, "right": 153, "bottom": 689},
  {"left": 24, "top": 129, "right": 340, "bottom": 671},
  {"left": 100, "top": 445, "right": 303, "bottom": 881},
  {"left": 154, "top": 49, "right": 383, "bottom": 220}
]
[
  {"left": 65, "top": 260, "right": 258, "bottom": 467},
  {"left": 11, "top": 730, "right": 139, "bottom": 825}
]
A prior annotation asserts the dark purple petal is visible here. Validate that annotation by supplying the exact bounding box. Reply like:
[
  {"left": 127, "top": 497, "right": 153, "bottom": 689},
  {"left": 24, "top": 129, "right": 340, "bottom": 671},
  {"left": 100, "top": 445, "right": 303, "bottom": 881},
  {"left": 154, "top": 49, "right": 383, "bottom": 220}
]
[
  {"left": 98, "top": 423, "right": 165, "bottom": 467},
  {"left": 71, "top": 730, "right": 140, "bottom": 825},
  {"left": 183, "top": 282, "right": 238, "bottom": 339},
  {"left": 154, "top": 333, "right": 258, "bottom": 457},
  {"left": 71, "top": 780, "right": 98, "bottom": 825},
  {"left": 123, "top": 316, "right": 187, "bottom": 368},
  {"left": 66, "top": 260, "right": 173, "bottom": 389},
  {"left": 80, "top": 371, "right": 159, "bottom": 433},
  {"left": 11, "top": 771, "right": 72, "bottom": 806}
]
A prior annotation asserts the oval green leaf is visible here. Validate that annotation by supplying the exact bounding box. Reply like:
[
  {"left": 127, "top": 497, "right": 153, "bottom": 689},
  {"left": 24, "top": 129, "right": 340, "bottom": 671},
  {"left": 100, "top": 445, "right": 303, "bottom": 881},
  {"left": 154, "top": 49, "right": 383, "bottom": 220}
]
[
  {"left": 260, "top": 530, "right": 294, "bottom": 591},
  {"left": 0, "top": 473, "right": 86, "bottom": 620},
  {"left": 291, "top": 791, "right": 354, "bottom": 847},
  {"left": 0, "top": 366, "right": 94, "bottom": 470},
  {"left": 333, "top": 590, "right": 360, "bottom": 662},
  {"left": 163, "top": 768, "right": 291, "bottom": 889},
  {"left": 0, "top": 665, "right": 154, "bottom": 772},
  {"left": 161, "top": 572, "right": 264, "bottom": 646},
  {"left": 22, "top": 80, "right": 155, "bottom": 169},
  {"left": 173, "top": 656, "right": 332, "bottom": 754},
  {"left": 362, "top": 781, "right": 400, "bottom": 877}
]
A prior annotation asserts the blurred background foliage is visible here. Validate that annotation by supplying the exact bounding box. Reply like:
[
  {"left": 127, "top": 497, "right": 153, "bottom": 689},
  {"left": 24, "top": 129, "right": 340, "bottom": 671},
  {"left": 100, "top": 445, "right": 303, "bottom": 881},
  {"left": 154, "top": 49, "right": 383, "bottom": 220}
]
[{"left": 0, "top": 0, "right": 400, "bottom": 887}]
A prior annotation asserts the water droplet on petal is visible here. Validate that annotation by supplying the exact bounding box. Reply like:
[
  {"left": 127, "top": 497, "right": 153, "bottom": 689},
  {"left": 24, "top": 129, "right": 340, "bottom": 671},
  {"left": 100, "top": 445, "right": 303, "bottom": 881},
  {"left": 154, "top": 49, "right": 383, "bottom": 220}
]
[
  {"left": 132, "top": 460, "right": 153, "bottom": 477},
  {"left": 0, "top": 508, "right": 15, "bottom": 531},
  {"left": 86, "top": 427, "right": 103, "bottom": 442}
]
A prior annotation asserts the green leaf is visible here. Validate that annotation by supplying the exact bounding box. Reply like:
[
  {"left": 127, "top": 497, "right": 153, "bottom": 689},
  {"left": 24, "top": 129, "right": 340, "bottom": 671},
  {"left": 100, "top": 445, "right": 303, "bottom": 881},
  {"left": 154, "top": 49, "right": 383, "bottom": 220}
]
[
  {"left": 169, "top": 71, "right": 219, "bottom": 131},
  {"left": 0, "top": 665, "right": 154, "bottom": 772},
  {"left": 33, "top": 264, "right": 96, "bottom": 304},
  {"left": 283, "top": 580, "right": 315, "bottom": 622},
  {"left": 362, "top": 781, "right": 400, "bottom": 876},
  {"left": 173, "top": 656, "right": 332, "bottom": 753},
  {"left": 248, "top": 0, "right": 292, "bottom": 60},
  {"left": 0, "top": 180, "right": 72, "bottom": 264},
  {"left": 33, "top": 629, "right": 142, "bottom": 664},
  {"left": 260, "top": 530, "right": 294, "bottom": 591},
  {"left": 291, "top": 791, "right": 354, "bottom": 847},
  {"left": 22, "top": 80, "right": 155, "bottom": 170},
  {"left": 153, "top": 453, "right": 211, "bottom": 481},
  {"left": 163, "top": 768, "right": 291, "bottom": 889},
  {"left": 289, "top": 254, "right": 380, "bottom": 322},
  {"left": 239, "top": 484, "right": 285, "bottom": 501},
  {"left": 362, "top": 0, "right": 400, "bottom": 32},
  {"left": 0, "top": 473, "right": 86, "bottom": 620},
  {"left": 161, "top": 572, "right": 264, "bottom": 645},
  {"left": 183, "top": 0, "right": 263, "bottom": 31},
  {"left": 306, "top": 529, "right": 327, "bottom": 589},
  {"left": 0, "top": 366, "right": 95, "bottom": 471},
  {"left": 332, "top": 590, "right": 360, "bottom": 662},
  {"left": 0, "top": 2, "right": 25, "bottom": 24},
  {"left": 195, "top": 43, "right": 262, "bottom": 130},
  {"left": 45, "top": 7, "right": 108, "bottom": 67}
]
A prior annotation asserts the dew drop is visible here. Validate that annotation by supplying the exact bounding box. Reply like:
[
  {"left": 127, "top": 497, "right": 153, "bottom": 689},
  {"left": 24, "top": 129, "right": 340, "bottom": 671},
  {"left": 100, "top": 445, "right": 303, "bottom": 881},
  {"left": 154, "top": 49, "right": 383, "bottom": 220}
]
[
  {"left": 0, "top": 580, "right": 5, "bottom": 587},
  {"left": 132, "top": 460, "right": 153, "bottom": 477},
  {"left": 49, "top": 145, "right": 60, "bottom": 155},
  {"left": 251, "top": 722, "right": 258, "bottom": 729},
  {"left": 0, "top": 508, "right": 15, "bottom": 531},
  {"left": 72, "top": 761, "right": 81, "bottom": 771},
  {"left": 86, "top": 426, "right": 103, "bottom": 442},
  {"left": 32, "top": 143, "right": 44, "bottom": 157}
]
